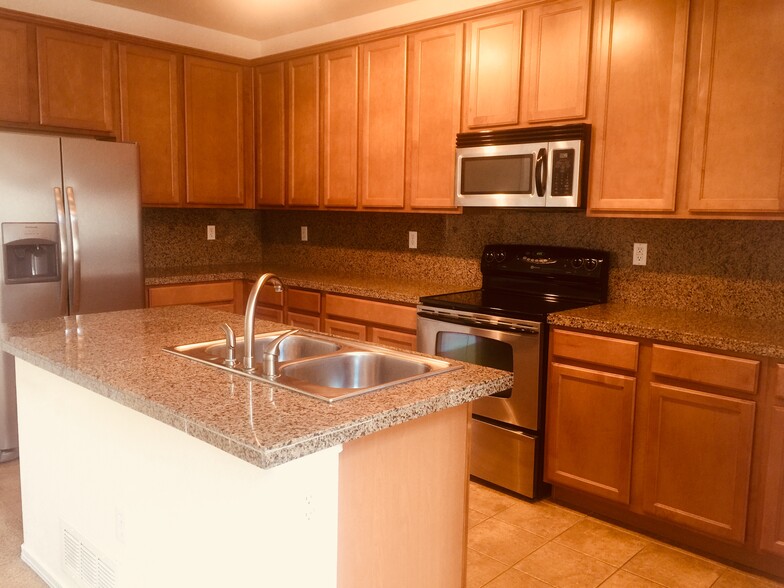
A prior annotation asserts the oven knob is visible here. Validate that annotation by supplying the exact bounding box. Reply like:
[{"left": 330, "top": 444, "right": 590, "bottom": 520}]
[
  {"left": 496, "top": 251, "right": 507, "bottom": 262},
  {"left": 483, "top": 250, "right": 495, "bottom": 262},
  {"left": 571, "top": 258, "right": 584, "bottom": 269},
  {"left": 584, "top": 258, "right": 598, "bottom": 271}
]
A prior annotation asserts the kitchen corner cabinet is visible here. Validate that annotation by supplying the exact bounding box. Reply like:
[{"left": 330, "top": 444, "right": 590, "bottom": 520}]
[
  {"left": 321, "top": 47, "right": 359, "bottom": 208},
  {"left": 184, "top": 56, "right": 252, "bottom": 207},
  {"left": 359, "top": 36, "right": 408, "bottom": 209},
  {"left": 462, "top": 10, "right": 523, "bottom": 129},
  {"left": 546, "top": 330, "right": 639, "bottom": 504},
  {"left": 324, "top": 293, "right": 417, "bottom": 352},
  {"left": 684, "top": 0, "right": 784, "bottom": 213},
  {"left": 588, "top": 0, "right": 689, "bottom": 213},
  {"left": 0, "top": 18, "right": 36, "bottom": 124},
  {"left": 255, "top": 62, "right": 286, "bottom": 207},
  {"left": 119, "top": 44, "right": 183, "bottom": 206},
  {"left": 36, "top": 27, "right": 115, "bottom": 132},
  {"left": 405, "top": 24, "right": 463, "bottom": 210},
  {"left": 287, "top": 54, "right": 320, "bottom": 207}
]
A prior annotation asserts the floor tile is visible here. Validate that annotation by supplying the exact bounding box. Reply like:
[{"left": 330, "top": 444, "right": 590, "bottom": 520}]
[
  {"left": 466, "top": 548, "right": 509, "bottom": 588},
  {"left": 621, "top": 543, "right": 723, "bottom": 588},
  {"left": 599, "top": 570, "right": 666, "bottom": 587},
  {"left": 495, "top": 498, "right": 583, "bottom": 540},
  {"left": 554, "top": 518, "right": 648, "bottom": 566},
  {"left": 712, "top": 568, "right": 784, "bottom": 588},
  {"left": 468, "top": 518, "right": 547, "bottom": 566},
  {"left": 469, "top": 507, "right": 491, "bottom": 529},
  {"left": 485, "top": 567, "right": 554, "bottom": 587},
  {"left": 469, "top": 482, "right": 520, "bottom": 516},
  {"left": 515, "top": 542, "right": 617, "bottom": 588}
]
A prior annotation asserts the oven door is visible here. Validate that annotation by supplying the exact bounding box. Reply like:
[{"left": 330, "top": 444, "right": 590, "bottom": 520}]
[{"left": 417, "top": 313, "right": 542, "bottom": 431}]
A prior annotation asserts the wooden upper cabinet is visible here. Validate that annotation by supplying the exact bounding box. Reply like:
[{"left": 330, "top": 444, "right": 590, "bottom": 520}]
[
  {"left": 256, "top": 62, "right": 286, "bottom": 207},
  {"left": 643, "top": 383, "right": 755, "bottom": 542},
  {"left": 406, "top": 24, "right": 463, "bottom": 210},
  {"left": 0, "top": 19, "right": 35, "bottom": 124},
  {"left": 524, "top": 0, "right": 591, "bottom": 123},
  {"left": 462, "top": 10, "right": 523, "bottom": 129},
  {"left": 321, "top": 47, "right": 359, "bottom": 208},
  {"left": 685, "top": 0, "right": 784, "bottom": 213},
  {"left": 588, "top": 0, "right": 689, "bottom": 213},
  {"left": 359, "top": 36, "right": 407, "bottom": 209},
  {"left": 183, "top": 56, "right": 250, "bottom": 207},
  {"left": 287, "top": 55, "right": 320, "bottom": 207},
  {"left": 36, "top": 27, "right": 115, "bottom": 132},
  {"left": 119, "top": 44, "right": 182, "bottom": 206}
]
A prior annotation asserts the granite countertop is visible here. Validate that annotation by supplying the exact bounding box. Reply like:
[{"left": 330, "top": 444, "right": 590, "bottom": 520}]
[
  {"left": 144, "top": 263, "right": 476, "bottom": 305},
  {"left": 0, "top": 305, "right": 511, "bottom": 469},
  {"left": 549, "top": 303, "right": 784, "bottom": 360}
]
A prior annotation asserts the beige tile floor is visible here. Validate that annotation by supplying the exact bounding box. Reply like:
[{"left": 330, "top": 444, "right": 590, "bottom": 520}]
[
  {"left": 1, "top": 458, "right": 782, "bottom": 588},
  {"left": 467, "top": 482, "right": 784, "bottom": 588}
]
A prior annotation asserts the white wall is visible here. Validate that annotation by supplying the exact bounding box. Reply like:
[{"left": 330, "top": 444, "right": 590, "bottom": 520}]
[{"left": 0, "top": 0, "right": 503, "bottom": 58}]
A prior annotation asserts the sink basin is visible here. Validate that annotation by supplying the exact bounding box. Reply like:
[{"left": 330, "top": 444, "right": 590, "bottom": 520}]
[{"left": 164, "top": 329, "right": 461, "bottom": 402}]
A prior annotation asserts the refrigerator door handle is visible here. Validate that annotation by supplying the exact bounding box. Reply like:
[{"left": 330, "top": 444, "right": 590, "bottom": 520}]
[
  {"left": 53, "top": 187, "right": 70, "bottom": 316},
  {"left": 65, "top": 186, "right": 81, "bottom": 315}
]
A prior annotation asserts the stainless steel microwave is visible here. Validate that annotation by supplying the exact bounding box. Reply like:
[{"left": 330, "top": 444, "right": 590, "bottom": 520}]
[{"left": 455, "top": 123, "right": 591, "bottom": 208}]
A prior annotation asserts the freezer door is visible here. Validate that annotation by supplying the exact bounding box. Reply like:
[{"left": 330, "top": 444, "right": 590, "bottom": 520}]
[
  {"left": 60, "top": 138, "right": 144, "bottom": 314},
  {"left": 0, "top": 131, "right": 66, "bottom": 322}
]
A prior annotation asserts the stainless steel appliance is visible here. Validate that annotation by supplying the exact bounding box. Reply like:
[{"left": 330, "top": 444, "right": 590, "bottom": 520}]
[
  {"left": 417, "top": 244, "right": 609, "bottom": 498},
  {"left": 0, "top": 131, "right": 145, "bottom": 463},
  {"left": 455, "top": 124, "right": 590, "bottom": 208}
]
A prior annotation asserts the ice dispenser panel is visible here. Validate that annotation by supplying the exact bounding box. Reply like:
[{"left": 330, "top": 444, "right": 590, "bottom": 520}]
[{"left": 2, "top": 223, "right": 59, "bottom": 284}]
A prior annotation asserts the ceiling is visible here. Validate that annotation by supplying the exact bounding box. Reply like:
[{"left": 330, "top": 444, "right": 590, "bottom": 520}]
[{"left": 89, "top": 0, "right": 419, "bottom": 41}]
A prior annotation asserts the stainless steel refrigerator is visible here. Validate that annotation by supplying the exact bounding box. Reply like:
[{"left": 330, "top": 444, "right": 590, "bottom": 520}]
[{"left": 0, "top": 131, "right": 145, "bottom": 462}]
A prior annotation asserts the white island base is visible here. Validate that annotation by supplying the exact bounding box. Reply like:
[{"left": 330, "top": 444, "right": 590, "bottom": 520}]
[{"left": 15, "top": 360, "right": 470, "bottom": 587}]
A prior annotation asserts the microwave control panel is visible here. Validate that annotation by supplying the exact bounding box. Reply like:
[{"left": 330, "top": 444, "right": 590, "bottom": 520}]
[{"left": 550, "top": 149, "right": 575, "bottom": 197}]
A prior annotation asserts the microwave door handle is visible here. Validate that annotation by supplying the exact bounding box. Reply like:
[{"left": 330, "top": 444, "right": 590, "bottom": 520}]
[{"left": 535, "top": 148, "right": 548, "bottom": 197}]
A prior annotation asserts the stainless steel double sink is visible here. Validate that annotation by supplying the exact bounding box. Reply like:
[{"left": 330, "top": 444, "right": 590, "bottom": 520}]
[{"left": 164, "top": 330, "right": 461, "bottom": 402}]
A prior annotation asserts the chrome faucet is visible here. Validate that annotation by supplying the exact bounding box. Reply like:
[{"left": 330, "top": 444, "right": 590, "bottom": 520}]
[{"left": 243, "top": 272, "right": 284, "bottom": 371}]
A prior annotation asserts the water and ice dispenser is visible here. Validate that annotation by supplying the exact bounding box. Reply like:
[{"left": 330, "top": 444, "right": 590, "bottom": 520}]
[{"left": 2, "top": 223, "right": 59, "bottom": 284}]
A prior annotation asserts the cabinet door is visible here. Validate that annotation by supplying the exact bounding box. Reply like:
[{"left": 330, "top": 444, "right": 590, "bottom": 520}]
[
  {"left": 0, "top": 18, "right": 35, "bottom": 123},
  {"left": 462, "top": 11, "right": 523, "bottom": 129},
  {"left": 119, "top": 44, "right": 183, "bottom": 206},
  {"left": 545, "top": 363, "right": 636, "bottom": 504},
  {"left": 760, "top": 405, "right": 784, "bottom": 557},
  {"left": 588, "top": 0, "right": 689, "bottom": 212},
  {"left": 287, "top": 55, "right": 320, "bottom": 207},
  {"left": 643, "top": 383, "right": 755, "bottom": 542},
  {"left": 184, "top": 57, "right": 250, "bottom": 207},
  {"left": 370, "top": 328, "right": 417, "bottom": 352},
  {"left": 524, "top": 0, "right": 591, "bottom": 123},
  {"left": 325, "top": 318, "right": 367, "bottom": 341},
  {"left": 256, "top": 62, "right": 286, "bottom": 207},
  {"left": 359, "top": 36, "right": 407, "bottom": 209},
  {"left": 287, "top": 311, "right": 321, "bottom": 331},
  {"left": 406, "top": 24, "right": 463, "bottom": 210},
  {"left": 37, "top": 27, "right": 115, "bottom": 132},
  {"left": 686, "top": 0, "right": 784, "bottom": 213},
  {"left": 321, "top": 47, "right": 359, "bottom": 208}
]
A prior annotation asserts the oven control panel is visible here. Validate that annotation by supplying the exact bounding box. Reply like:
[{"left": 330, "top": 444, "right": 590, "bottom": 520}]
[{"left": 482, "top": 244, "right": 608, "bottom": 278}]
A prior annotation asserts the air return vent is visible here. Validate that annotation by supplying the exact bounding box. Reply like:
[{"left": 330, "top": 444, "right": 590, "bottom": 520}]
[{"left": 62, "top": 525, "right": 116, "bottom": 588}]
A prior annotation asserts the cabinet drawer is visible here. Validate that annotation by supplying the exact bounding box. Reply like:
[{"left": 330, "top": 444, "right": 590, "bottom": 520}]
[
  {"left": 551, "top": 329, "right": 638, "bottom": 371},
  {"left": 324, "top": 294, "right": 416, "bottom": 331},
  {"left": 651, "top": 344, "right": 759, "bottom": 395},
  {"left": 148, "top": 281, "right": 235, "bottom": 306},
  {"left": 287, "top": 288, "right": 321, "bottom": 313}
]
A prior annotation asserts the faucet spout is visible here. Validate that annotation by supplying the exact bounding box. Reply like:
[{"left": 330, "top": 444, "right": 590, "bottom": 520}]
[{"left": 243, "top": 272, "right": 284, "bottom": 371}]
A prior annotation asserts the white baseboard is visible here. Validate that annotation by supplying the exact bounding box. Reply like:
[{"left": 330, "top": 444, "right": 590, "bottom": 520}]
[{"left": 21, "top": 544, "right": 62, "bottom": 588}]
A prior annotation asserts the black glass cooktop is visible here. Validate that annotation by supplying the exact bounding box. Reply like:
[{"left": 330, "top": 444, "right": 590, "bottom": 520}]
[{"left": 419, "top": 289, "right": 595, "bottom": 322}]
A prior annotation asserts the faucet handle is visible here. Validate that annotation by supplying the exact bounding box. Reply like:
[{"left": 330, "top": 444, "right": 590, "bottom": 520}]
[
  {"left": 261, "top": 329, "right": 299, "bottom": 379},
  {"left": 220, "top": 323, "right": 237, "bottom": 367}
]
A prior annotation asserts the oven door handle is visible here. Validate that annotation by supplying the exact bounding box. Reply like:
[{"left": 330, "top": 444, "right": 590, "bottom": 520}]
[{"left": 417, "top": 311, "right": 539, "bottom": 335}]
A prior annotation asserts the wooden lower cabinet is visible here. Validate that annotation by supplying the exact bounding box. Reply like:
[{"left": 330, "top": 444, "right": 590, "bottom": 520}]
[
  {"left": 760, "top": 405, "right": 784, "bottom": 557},
  {"left": 147, "top": 281, "right": 242, "bottom": 313},
  {"left": 325, "top": 318, "right": 367, "bottom": 341},
  {"left": 324, "top": 293, "right": 417, "bottom": 351},
  {"left": 545, "top": 362, "right": 636, "bottom": 504},
  {"left": 370, "top": 327, "right": 417, "bottom": 353},
  {"left": 642, "top": 383, "right": 755, "bottom": 543}
]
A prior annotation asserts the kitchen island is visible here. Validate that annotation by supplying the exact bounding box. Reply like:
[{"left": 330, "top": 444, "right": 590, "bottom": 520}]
[{"left": 0, "top": 306, "right": 512, "bottom": 588}]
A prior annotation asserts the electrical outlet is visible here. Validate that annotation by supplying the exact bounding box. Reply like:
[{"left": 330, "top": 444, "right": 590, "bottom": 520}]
[
  {"left": 408, "top": 231, "right": 417, "bottom": 249},
  {"left": 633, "top": 243, "right": 647, "bottom": 266},
  {"left": 301, "top": 226, "right": 308, "bottom": 242},
  {"left": 207, "top": 225, "right": 216, "bottom": 240}
]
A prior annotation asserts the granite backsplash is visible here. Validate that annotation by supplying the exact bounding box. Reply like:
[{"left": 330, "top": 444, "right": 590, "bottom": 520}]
[{"left": 142, "top": 207, "right": 784, "bottom": 321}]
